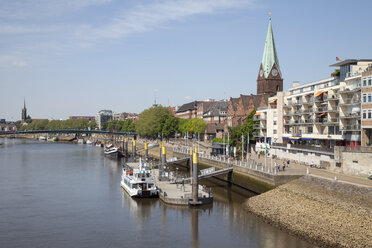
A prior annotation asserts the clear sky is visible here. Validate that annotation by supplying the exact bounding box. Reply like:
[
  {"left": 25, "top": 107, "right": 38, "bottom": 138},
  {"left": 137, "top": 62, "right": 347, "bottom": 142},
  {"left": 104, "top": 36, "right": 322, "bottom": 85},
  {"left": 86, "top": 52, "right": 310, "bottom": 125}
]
[{"left": 1, "top": 0, "right": 371, "bottom": 120}]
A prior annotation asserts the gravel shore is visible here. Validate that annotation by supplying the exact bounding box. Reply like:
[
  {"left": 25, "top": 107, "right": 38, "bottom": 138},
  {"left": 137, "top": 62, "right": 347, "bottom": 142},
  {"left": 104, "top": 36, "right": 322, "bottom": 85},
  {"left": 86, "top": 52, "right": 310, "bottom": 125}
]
[{"left": 244, "top": 176, "right": 372, "bottom": 248}]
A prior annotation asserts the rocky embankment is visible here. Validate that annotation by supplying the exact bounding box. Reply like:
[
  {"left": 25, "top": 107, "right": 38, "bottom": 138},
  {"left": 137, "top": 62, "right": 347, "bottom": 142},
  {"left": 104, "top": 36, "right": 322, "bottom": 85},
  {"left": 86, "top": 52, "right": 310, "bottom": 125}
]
[{"left": 244, "top": 176, "right": 372, "bottom": 248}]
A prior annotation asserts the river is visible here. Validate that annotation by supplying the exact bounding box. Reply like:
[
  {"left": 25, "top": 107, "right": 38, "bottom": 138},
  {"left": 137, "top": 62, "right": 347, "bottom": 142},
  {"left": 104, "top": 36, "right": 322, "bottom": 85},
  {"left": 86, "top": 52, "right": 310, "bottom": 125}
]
[{"left": 0, "top": 138, "right": 315, "bottom": 248}]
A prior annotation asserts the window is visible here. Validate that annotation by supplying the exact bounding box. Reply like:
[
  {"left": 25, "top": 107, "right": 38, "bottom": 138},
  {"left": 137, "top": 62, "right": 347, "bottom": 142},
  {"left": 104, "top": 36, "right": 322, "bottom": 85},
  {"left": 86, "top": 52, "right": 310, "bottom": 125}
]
[
  {"left": 273, "top": 130, "right": 277, "bottom": 134},
  {"left": 363, "top": 110, "right": 367, "bottom": 119},
  {"left": 214, "top": 117, "right": 219, "bottom": 121},
  {"left": 369, "top": 93, "right": 372, "bottom": 103},
  {"left": 363, "top": 79, "right": 367, "bottom": 87},
  {"left": 273, "top": 121, "right": 277, "bottom": 125},
  {"left": 369, "top": 110, "right": 372, "bottom": 119},
  {"left": 369, "top": 78, "right": 372, "bottom": 86},
  {"left": 363, "top": 93, "right": 367, "bottom": 103}
]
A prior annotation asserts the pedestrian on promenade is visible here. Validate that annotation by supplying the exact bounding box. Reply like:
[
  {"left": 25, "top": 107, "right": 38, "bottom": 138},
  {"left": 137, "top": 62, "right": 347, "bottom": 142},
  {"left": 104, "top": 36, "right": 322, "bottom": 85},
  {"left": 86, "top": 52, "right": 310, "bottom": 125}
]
[
  {"left": 287, "top": 160, "right": 290, "bottom": 167},
  {"left": 282, "top": 162, "right": 286, "bottom": 171}
]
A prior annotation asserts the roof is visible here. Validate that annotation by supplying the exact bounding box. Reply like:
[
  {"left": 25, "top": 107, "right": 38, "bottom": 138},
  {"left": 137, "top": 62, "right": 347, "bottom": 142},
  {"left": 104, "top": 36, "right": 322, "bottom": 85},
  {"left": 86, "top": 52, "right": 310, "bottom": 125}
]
[
  {"left": 203, "top": 101, "right": 229, "bottom": 117},
  {"left": 330, "top": 59, "right": 372, "bottom": 67},
  {"left": 241, "top": 94, "right": 269, "bottom": 110},
  {"left": 176, "top": 101, "right": 198, "bottom": 113},
  {"left": 229, "top": 97, "right": 240, "bottom": 111},
  {"left": 261, "top": 18, "right": 281, "bottom": 78},
  {"left": 205, "top": 123, "right": 224, "bottom": 134}
]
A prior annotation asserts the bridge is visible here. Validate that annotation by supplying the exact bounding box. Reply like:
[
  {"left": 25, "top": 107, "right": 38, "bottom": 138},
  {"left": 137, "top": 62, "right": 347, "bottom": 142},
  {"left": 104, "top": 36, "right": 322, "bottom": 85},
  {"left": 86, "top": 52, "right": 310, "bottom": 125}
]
[{"left": 0, "top": 129, "right": 136, "bottom": 136}]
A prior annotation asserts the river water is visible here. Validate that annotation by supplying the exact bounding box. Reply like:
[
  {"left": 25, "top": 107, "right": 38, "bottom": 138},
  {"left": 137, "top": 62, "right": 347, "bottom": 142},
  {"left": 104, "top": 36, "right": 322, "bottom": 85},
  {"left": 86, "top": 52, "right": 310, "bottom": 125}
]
[{"left": 0, "top": 138, "right": 315, "bottom": 248}]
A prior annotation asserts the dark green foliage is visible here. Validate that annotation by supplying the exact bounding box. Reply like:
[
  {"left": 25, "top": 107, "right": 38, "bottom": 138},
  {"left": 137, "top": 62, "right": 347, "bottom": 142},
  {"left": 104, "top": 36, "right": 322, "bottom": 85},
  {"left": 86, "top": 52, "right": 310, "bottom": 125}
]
[{"left": 135, "top": 106, "right": 174, "bottom": 137}]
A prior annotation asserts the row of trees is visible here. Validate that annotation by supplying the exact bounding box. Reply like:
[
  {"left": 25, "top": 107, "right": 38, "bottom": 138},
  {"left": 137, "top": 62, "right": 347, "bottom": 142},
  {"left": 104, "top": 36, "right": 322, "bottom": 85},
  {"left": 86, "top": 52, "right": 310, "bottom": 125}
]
[
  {"left": 102, "top": 119, "right": 135, "bottom": 132},
  {"left": 20, "top": 119, "right": 97, "bottom": 131},
  {"left": 135, "top": 106, "right": 206, "bottom": 138}
]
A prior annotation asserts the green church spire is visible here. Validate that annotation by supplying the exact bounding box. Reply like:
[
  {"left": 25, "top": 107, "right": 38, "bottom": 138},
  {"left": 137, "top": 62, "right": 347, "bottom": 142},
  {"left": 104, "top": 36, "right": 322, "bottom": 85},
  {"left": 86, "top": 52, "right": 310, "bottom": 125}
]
[{"left": 261, "top": 16, "right": 281, "bottom": 78}]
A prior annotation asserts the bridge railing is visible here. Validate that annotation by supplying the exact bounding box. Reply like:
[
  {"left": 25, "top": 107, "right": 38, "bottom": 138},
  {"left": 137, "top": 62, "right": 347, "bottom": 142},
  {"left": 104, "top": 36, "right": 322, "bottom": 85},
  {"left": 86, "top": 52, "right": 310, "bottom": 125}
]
[{"left": 0, "top": 129, "right": 136, "bottom": 136}]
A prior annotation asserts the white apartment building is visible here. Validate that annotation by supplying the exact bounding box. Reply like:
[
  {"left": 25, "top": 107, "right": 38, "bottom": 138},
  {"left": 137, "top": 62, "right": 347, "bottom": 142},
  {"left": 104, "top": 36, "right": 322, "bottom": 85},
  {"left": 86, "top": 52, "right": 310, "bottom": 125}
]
[
  {"left": 96, "top": 110, "right": 113, "bottom": 130},
  {"left": 253, "top": 95, "right": 279, "bottom": 150},
  {"left": 255, "top": 59, "right": 372, "bottom": 150}
]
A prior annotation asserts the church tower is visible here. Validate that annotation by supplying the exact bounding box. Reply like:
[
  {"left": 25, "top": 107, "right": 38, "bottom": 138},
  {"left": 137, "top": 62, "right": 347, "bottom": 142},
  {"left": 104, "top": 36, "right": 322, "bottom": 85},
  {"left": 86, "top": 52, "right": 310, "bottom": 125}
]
[
  {"left": 257, "top": 15, "right": 283, "bottom": 95},
  {"left": 21, "top": 99, "right": 27, "bottom": 123}
]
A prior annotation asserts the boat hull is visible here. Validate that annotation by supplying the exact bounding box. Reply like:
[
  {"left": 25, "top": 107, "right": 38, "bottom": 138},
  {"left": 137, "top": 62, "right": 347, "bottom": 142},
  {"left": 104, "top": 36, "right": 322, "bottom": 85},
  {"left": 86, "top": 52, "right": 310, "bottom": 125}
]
[
  {"left": 104, "top": 150, "right": 123, "bottom": 159},
  {"left": 121, "top": 181, "right": 158, "bottom": 198}
]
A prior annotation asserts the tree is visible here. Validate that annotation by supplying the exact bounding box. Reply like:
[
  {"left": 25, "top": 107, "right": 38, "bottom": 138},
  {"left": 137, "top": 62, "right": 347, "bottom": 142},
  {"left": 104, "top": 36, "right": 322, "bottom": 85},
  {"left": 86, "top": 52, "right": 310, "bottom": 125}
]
[
  {"left": 135, "top": 106, "right": 174, "bottom": 138},
  {"left": 187, "top": 118, "right": 206, "bottom": 134},
  {"left": 162, "top": 116, "right": 179, "bottom": 138}
]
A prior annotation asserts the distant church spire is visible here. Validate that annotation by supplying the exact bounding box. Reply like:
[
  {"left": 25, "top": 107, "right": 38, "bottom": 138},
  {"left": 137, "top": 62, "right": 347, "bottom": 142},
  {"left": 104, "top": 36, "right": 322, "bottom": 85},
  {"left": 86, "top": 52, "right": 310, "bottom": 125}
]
[
  {"left": 257, "top": 14, "right": 283, "bottom": 95},
  {"left": 22, "top": 98, "right": 27, "bottom": 123}
]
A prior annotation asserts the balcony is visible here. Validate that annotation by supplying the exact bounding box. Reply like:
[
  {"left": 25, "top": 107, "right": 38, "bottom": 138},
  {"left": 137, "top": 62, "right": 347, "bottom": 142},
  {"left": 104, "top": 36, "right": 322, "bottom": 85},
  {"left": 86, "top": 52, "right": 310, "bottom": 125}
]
[
  {"left": 324, "top": 118, "right": 339, "bottom": 124},
  {"left": 327, "top": 106, "right": 339, "bottom": 112},
  {"left": 253, "top": 124, "right": 260, "bottom": 129},
  {"left": 293, "top": 101, "right": 303, "bottom": 106},
  {"left": 302, "top": 98, "right": 314, "bottom": 105},
  {"left": 314, "top": 107, "right": 327, "bottom": 113},
  {"left": 324, "top": 94, "right": 339, "bottom": 101},
  {"left": 340, "top": 125, "right": 361, "bottom": 131},
  {"left": 339, "top": 98, "right": 361, "bottom": 106},
  {"left": 339, "top": 86, "right": 360, "bottom": 94},
  {"left": 314, "top": 97, "right": 324, "bottom": 103},
  {"left": 339, "top": 112, "right": 361, "bottom": 119}
]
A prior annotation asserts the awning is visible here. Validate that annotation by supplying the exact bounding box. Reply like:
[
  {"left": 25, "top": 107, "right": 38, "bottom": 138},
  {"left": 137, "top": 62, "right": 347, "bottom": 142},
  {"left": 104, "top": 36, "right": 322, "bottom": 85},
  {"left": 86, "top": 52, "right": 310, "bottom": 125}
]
[
  {"left": 289, "top": 137, "right": 301, "bottom": 140},
  {"left": 319, "top": 112, "right": 327, "bottom": 116},
  {"left": 301, "top": 138, "right": 313, "bottom": 141},
  {"left": 269, "top": 98, "right": 277, "bottom": 104},
  {"left": 315, "top": 90, "right": 323, "bottom": 96},
  {"left": 254, "top": 112, "right": 261, "bottom": 116}
]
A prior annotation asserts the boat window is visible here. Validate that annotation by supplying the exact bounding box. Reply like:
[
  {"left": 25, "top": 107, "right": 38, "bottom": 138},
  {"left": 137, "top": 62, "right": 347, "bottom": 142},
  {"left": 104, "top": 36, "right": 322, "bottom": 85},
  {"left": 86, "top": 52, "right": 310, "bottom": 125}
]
[
  {"left": 131, "top": 184, "right": 137, "bottom": 189},
  {"left": 148, "top": 184, "right": 153, "bottom": 188}
]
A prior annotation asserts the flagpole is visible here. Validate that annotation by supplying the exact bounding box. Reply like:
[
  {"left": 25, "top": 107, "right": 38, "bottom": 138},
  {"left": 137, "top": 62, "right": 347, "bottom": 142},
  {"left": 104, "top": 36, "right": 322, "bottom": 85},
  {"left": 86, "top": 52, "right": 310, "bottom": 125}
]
[
  {"left": 247, "top": 133, "right": 249, "bottom": 164},
  {"left": 241, "top": 133, "right": 244, "bottom": 162},
  {"left": 264, "top": 136, "right": 267, "bottom": 171}
]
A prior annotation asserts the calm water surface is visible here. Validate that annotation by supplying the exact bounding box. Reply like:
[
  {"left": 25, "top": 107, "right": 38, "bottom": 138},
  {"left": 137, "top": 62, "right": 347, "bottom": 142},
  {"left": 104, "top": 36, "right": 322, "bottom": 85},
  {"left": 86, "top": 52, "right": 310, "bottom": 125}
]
[{"left": 0, "top": 138, "right": 315, "bottom": 248}]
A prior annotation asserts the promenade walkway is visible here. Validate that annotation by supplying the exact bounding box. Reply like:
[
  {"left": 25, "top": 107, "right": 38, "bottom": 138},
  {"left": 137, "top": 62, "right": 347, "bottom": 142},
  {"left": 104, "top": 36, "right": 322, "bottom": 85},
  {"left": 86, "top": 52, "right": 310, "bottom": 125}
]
[{"left": 250, "top": 153, "right": 372, "bottom": 188}]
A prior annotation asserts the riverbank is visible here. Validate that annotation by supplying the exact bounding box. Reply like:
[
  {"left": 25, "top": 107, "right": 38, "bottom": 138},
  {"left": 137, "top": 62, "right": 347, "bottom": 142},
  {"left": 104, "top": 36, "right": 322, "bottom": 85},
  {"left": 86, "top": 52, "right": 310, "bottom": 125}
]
[{"left": 244, "top": 175, "right": 372, "bottom": 248}]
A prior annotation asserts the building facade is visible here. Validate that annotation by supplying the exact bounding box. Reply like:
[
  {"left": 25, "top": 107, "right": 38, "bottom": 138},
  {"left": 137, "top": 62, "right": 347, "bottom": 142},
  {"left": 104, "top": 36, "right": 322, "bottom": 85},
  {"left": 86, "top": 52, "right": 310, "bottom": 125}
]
[
  {"left": 361, "top": 69, "right": 372, "bottom": 146},
  {"left": 202, "top": 101, "right": 228, "bottom": 124},
  {"left": 96, "top": 110, "right": 113, "bottom": 130},
  {"left": 255, "top": 59, "right": 372, "bottom": 150}
]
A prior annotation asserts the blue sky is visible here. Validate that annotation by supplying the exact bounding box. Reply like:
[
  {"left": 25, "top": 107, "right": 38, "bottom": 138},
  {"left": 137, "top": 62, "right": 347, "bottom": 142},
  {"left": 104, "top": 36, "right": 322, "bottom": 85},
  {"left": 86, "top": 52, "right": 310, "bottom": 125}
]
[{"left": 1, "top": 0, "right": 371, "bottom": 120}]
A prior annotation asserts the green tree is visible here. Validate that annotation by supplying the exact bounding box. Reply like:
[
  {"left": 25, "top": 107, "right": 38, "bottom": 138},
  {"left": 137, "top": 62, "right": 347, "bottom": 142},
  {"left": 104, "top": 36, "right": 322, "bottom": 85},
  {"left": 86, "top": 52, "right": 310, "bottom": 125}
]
[
  {"left": 162, "top": 116, "right": 179, "bottom": 138},
  {"left": 135, "top": 106, "right": 173, "bottom": 137},
  {"left": 187, "top": 118, "right": 206, "bottom": 134}
]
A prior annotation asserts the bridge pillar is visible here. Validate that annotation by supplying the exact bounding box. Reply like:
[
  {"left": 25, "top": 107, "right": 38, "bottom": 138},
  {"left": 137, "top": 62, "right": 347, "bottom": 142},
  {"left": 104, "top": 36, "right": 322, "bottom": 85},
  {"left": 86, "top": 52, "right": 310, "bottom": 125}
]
[{"left": 192, "top": 151, "right": 199, "bottom": 204}]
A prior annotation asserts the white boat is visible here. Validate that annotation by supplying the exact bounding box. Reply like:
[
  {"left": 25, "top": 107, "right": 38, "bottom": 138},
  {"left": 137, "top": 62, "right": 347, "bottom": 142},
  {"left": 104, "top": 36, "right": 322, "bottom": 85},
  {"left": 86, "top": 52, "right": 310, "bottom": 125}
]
[
  {"left": 86, "top": 140, "right": 93, "bottom": 145},
  {"left": 39, "top": 136, "right": 46, "bottom": 141},
  {"left": 121, "top": 159, "right": 158, "bottom": 198},
  {"left": 104, "top": 146, "right": 123, "bottom": 158}
]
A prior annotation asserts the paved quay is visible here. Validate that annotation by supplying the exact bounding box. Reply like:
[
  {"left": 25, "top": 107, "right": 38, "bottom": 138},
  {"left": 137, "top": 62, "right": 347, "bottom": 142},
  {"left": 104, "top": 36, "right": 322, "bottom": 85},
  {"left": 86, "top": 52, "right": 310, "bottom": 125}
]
[{"left": 153, "top": 169, "right": 212, "bottom": 206}]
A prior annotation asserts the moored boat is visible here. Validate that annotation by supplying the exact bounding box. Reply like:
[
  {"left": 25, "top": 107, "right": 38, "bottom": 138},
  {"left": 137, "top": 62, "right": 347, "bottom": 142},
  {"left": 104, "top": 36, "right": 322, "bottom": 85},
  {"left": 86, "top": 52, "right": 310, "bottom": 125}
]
[
  {"left": 104, "top": 146, "right": 123, "bottom": 158},
  {"left": 121, "top": 159, "right": 158, "bottom": 198}
]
